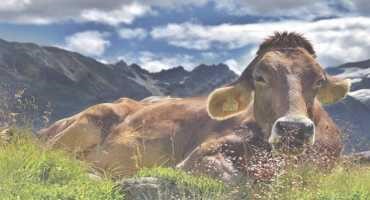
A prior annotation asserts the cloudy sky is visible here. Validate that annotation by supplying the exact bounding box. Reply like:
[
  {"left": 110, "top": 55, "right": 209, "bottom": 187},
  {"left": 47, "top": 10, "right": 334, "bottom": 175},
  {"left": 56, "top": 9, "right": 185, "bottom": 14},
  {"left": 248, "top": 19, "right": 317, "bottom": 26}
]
[{"left": 0, "top": 0, "right": 369, "bottom": 73}]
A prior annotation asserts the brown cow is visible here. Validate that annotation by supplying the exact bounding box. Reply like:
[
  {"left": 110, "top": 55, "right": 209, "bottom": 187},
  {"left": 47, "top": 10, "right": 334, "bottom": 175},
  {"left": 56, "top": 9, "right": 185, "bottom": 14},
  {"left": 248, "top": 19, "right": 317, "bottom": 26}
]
[{"left": 39, "top": 32, "right": 350, "bottom": 181}]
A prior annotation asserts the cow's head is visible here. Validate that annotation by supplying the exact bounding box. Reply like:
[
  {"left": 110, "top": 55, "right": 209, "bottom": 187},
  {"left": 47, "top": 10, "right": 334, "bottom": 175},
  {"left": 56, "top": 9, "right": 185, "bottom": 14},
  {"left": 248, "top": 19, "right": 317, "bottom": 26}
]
[{"left": 207, "top": 32, "right": 350, "bottom": 154}]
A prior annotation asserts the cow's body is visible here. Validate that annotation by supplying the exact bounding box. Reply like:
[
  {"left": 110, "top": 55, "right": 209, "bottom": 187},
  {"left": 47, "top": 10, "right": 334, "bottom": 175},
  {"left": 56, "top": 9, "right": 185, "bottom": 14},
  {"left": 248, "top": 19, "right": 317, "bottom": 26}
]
[
  {"left": 40, "top": 96, "right": 341, "bottom": 180},
  {"left": 40, "top": 32, "right": 350, "bottom": 181},
  {"left": 42, "top": 97, "right": 250, "bottom": 178}
]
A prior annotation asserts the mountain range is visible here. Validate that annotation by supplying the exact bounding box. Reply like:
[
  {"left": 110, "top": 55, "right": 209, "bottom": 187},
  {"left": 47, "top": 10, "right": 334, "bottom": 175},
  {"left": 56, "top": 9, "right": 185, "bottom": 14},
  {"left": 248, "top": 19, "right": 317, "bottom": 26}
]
[{"left": 0, "top": 38, "right": 236, "bottom": 127}]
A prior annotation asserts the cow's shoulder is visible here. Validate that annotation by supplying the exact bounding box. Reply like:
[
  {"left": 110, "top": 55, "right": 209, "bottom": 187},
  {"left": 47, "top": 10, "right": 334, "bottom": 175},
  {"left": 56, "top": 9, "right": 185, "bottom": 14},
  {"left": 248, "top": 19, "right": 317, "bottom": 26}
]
[
  {"left": 113, "top": 97, "right": 256, "bottom": 141},
  {"left": 111, "top": 97, "right": 205, "bottom": 132},
  {"left": 86, "top": 98, "right": 143, "bottom": 117},
  {"left": 123, "top": 97, "right": 207, "bottom": 124},
  {"left": 39, "top": 98, "right": 144, "bottom": 140}
]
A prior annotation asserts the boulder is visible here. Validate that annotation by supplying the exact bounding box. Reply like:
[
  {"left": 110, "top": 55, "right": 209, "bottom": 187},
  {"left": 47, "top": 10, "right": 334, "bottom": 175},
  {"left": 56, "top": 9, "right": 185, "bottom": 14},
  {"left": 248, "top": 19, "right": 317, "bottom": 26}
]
[{"left": 120, "top": 177, "right": 193, "bottom": 200}]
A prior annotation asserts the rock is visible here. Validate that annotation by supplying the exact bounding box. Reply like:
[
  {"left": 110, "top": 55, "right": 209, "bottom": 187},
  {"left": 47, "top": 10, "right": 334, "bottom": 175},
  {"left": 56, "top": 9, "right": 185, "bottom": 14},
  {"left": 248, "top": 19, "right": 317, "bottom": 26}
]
[{"left": 120, "top": 177, "right": 194, "bottom": 200}]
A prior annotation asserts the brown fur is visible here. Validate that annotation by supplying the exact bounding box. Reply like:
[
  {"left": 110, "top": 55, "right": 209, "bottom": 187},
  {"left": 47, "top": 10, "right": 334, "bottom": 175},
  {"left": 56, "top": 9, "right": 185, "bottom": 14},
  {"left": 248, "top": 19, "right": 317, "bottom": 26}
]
[
  {"left": 40, "top": 32, "right": 350, "bottom": 181},
  {"left": 257, "top": 32, "right": 316, "bottom": 57}
]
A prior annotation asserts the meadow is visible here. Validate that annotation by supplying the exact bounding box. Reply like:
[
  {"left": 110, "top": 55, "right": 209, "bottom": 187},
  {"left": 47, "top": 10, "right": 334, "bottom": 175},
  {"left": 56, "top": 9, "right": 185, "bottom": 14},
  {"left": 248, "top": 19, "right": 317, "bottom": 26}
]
[{"left": 1, "top": 128, "right": 370, "bottom": 200}]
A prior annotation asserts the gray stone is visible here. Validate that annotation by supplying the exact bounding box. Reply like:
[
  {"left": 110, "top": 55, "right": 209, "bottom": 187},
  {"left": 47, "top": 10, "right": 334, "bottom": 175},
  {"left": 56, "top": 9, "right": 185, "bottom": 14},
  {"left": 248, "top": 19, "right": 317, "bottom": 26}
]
[{"left": 120, "top": 177, "right": 194, "bottom": 200}]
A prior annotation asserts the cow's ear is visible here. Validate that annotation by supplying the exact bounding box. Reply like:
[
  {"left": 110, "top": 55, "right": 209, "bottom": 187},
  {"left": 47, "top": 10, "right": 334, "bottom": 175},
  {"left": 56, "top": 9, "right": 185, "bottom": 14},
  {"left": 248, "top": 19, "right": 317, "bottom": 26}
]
[
  {"left": 317, "top": 76, "right": 351, "bottom": 105},
  {"left": 207, "top": 82, "right": 253, "bottom": 120}
]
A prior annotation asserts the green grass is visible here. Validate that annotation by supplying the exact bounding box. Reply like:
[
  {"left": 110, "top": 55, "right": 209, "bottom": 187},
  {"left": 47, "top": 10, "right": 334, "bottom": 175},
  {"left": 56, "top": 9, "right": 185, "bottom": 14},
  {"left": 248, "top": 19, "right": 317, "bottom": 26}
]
[
  {"left": 1, "top": 127, "right": 370, "bottom": 200},
  {"left": 137, "top": 167, "right": 227, "bottom": 199},
  {"left": 251, "top": 163, "right": 370, "bottom": 200},
  {"left": 0, "top": 128, "right": 123, "bottom": 200},
  {"left": 136, "top": 164, "right": 370, "bottom": 200}
]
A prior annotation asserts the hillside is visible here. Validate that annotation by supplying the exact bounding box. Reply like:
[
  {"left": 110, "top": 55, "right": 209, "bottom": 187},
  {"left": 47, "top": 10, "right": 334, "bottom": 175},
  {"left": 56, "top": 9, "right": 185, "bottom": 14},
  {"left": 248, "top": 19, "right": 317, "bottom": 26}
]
[
  {"left": 0, "top": 39, "right": 236, "bottom": 128},
  {"left": 326, "top": 60, "right": 370, "bottom": 152}
]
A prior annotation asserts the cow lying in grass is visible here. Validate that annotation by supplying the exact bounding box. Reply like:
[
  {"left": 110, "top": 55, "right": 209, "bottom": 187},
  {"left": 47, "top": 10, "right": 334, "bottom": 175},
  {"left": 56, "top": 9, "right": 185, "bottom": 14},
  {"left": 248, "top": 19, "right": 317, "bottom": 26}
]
[{"left": 40, "top": 32, "right": 350, "bottom": 181}]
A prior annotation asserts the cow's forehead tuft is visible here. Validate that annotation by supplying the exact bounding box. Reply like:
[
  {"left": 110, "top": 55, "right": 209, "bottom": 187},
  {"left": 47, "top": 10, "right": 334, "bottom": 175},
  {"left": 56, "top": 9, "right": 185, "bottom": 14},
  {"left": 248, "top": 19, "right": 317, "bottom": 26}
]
[
  {"left": 259, "top": 49, "right": 317, "bottom": 68},
  {"left": 257, "top": 32, "right": 315, "bottom": 57}
]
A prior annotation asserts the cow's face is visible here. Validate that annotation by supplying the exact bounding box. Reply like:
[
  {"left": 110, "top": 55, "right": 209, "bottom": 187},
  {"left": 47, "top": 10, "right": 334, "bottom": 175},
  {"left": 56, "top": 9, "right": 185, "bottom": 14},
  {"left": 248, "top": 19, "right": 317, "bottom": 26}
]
[{"left": 207, "top": 47, "right": 350, "bottom": 154}]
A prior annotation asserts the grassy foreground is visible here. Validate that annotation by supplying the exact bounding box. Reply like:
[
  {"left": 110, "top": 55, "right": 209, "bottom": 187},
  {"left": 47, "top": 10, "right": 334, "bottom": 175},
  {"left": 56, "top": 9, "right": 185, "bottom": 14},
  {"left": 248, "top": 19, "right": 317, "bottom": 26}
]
[
  {"left": 1, "top": 128, "right": 370, "bottom": 200},
  {"left": 0, "top": 128, "right": 123, "bottom": 200},
  {"left": 249, "top": 163, "right": 370, "bottom": 200}
]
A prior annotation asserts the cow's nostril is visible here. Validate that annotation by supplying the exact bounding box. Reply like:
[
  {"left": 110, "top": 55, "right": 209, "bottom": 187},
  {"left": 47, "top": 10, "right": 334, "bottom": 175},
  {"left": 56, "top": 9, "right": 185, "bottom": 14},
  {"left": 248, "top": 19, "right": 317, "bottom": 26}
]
[
  {"left": 274, "top": 117, "right": 314, "bottom": 138},
  {"left": 303, "top": 123, "right": 314, "bottom": 137},
  {"left": 276, "top": 121, "right": 305, "bottom": 134}
]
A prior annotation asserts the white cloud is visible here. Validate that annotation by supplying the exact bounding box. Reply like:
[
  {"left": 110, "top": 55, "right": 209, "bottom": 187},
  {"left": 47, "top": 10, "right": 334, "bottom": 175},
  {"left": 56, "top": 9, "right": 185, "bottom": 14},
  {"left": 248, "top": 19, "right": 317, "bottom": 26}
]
[
  {"left": 0, "top": 0, "right": 31, "bottom": 11},
  {"left": 213, "top": 0, "right": 336, "bottom": 19},
  {"left": 80, "top": 3, "right": 151, "bottom": 26},
  {"left": 0, "top": 0, "right": 368, "bottom": 25},
  {"left": 119, "top": 50, "right": 230, "bottom": 72},
  {"left": 224, "top": 59, "right": 239, "bottom": 74},
  {"left": 118, "top": 27, "right": 148, "bottom": 40},
  {"left": 151, "top": 17, "right": 370, "bottom": 68},
  {"left": 120, "top": 51, "right": 199, "bottom": 72},
  {"left": 64, "top": 31, "right": 111, "bottom": 57},
  {"left": 0, "top": 0, "right": 208, "bottom": 25},
  {"left": 151, "top": 23, "right": 248, "bottom": 50},
  {"left": 11, "top": 16, "right": 53, "bottom": 25},
  {"left": 346, "top": 0, "right": 370, "bottom": 16},
  {"left": 144, "top": 0, "right": 209, "bottom": 8},
  {"left": 224, "top": 48, "right": 257, "bottom": 74}
]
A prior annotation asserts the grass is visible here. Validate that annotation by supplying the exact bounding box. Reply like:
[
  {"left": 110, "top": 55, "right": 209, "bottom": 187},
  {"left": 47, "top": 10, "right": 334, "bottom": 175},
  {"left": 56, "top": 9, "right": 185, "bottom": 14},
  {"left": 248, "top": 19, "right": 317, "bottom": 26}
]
[
  {"left": 0, "top": 128, "right": 123, "bottom": 200},
  {"left": 249, "top": 162, "right": 370, "bottom": 200},
  {"left": 137, "top": 167, "right": 227, "bottom": 199},
  {"left": 1, "top": 127, "right": 370, "bottom": 200},
  {"left": 136, "top": 164, "right": 370, "bottom": 200},
  {"left": 135, "top": 161, "right": 370, "bottom": 200}
]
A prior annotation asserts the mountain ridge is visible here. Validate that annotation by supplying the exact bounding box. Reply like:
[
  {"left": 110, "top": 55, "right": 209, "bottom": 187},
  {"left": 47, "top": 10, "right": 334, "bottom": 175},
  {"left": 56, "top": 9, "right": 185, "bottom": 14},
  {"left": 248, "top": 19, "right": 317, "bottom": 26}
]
[{"left": 0, "top": 38, "right": 237, "bottom": 127}]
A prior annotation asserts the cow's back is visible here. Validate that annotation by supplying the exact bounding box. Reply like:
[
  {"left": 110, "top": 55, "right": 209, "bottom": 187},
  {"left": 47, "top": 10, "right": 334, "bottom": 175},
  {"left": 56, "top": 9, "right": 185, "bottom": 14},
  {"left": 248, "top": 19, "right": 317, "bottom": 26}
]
[
  {"left": 85, "top": 97, "right": 229, "bottom": 174},
  {"left": 39, "top": 98, "right": 144, "bottom": 151}
]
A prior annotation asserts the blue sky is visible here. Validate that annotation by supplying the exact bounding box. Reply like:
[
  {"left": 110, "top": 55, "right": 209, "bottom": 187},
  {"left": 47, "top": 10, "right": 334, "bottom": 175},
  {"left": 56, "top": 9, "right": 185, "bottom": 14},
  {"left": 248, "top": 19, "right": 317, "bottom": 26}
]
[{"left": 0, "top": 0, "right": 369, "bottom": 73}]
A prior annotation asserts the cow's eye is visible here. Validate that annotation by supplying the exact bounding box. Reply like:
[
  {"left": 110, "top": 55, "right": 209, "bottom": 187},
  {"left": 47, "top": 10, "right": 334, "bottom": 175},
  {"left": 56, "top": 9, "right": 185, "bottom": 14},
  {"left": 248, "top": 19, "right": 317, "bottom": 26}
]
[
  {"left": 254, "top": 75, "right": 267, "bottom": 84},
  {"left": 314, "top": 78, "right": 325, "bottom": 88}
]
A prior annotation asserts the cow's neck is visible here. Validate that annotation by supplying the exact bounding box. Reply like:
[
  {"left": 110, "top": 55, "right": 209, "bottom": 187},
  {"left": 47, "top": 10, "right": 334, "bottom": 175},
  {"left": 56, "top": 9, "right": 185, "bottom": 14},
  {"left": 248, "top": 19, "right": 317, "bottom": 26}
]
[
  {"left": 232, "top": 104, "right": 265, "bottom": 140},
  {"left": 311, "top": 99, "right": 325, "bottom": 126}
]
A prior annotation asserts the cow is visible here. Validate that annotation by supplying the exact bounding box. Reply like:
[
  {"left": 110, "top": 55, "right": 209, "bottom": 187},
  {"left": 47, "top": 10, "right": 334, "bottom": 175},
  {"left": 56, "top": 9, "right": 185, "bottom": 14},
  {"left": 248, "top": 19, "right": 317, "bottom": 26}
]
[{"left": 39, "top": 32, "right": 350, "bottom": 181}]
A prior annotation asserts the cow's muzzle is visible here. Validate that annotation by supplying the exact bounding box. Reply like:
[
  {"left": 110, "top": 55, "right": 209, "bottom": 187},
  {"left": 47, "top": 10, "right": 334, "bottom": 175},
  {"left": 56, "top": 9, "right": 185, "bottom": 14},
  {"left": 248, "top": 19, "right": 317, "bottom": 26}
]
[{"left": 269, "top": 115, "right": 315, "bottom": 154}]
